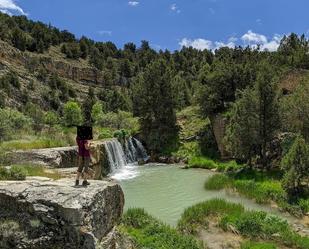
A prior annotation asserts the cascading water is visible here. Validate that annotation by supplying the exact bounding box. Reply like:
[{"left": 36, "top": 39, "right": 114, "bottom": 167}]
[
  {"left": 104, "top": 137, "right": 148, "bottom": 180},
  {"left": 104, "top": 139, "right": 127, "bottom": 172}
]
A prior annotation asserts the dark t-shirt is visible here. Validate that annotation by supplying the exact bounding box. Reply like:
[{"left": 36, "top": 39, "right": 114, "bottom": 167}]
[{"left": 76, "top": 137, "right": 90, "bottom": 157}]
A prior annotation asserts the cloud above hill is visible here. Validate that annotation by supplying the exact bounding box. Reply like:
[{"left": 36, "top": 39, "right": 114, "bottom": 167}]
[
  {"left": 0, "top": 0, "right": 26, "bottom": 15},
  {"left": 180, "top": 30, "right": 282, "bottom": 51}
]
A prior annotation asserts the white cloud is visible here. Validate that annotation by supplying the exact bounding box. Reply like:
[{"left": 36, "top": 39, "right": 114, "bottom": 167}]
[
  {"left": 0, "top": 0, "right": 26, "bottom": 15},
  {"left": 241, "top": 30, "right": 267, "bottom": 44},
  {"left": 128, "top": 1, "right": 139, "bottom": 6},
  {"left": 170, "top": 3, "right": 181, "bottom": 13},
  {"left": 179, "top": 32, "right": 282, "bottom": 52},
  {"left": 98, "top": 30, "right": 112, "bottom": 36},
  {"left": 179, "top": 38, "right": 213, "bottom": 50},
  {"left": 179, "top": 35, "right": 238, "bottom": 50}
]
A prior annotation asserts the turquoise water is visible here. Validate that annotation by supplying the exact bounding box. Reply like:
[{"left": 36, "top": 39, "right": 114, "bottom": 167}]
[{"left": 113, "top": 163, "right": 294, "bottom": 226}]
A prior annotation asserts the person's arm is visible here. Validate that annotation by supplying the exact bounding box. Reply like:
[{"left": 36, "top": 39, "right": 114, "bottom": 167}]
[{"left": 84, "top": 140, "right": 90, "bottom": 150}]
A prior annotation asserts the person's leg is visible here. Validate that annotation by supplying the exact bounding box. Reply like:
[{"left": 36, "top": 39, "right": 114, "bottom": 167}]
[
  {"left": 76, "top": 156, "right": 83, "bottom": 185},
  {"left": 82, "top": 157, "right": 90, "bottom": 186}
]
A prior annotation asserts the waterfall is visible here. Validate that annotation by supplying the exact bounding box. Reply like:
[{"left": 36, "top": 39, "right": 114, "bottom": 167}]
[
  {"left": 104, "top": 139, "right": 127, "bottom": 172},
  {"left": 104, "top": 137, "right": 149, "bottom": 175}
]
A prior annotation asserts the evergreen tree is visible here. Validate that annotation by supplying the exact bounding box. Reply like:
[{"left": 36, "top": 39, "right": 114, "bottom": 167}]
[
  {"left": 133, "top": 59, "right": 178, "bottom": 154},
  {"left": 226, "top": 62, "right": 280, "bottom": 168},
  {"left": 225, "top": 88, "right": 259, "bottom": 165},
  {"left": 281, "top": 135, "right": 309, "bottom": 198},
  {"left": 82, "top": 87, "right": 96, "bottom": 125},
  {"left": 255, "top": 62, "right": 280, "bottom": 167}
]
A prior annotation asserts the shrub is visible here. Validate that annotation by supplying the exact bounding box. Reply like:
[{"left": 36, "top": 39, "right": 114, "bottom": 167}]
[
  {"left": 63, "top": 101, "right": 83, "bottom": 127},
  {"left": 98, "top": 128, "right": 113, "bottom": 139}
]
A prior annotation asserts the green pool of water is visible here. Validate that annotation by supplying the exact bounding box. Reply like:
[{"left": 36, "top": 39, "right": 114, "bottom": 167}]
[{"left": 115, "top": 163, "right": 293, "bottom": 226}]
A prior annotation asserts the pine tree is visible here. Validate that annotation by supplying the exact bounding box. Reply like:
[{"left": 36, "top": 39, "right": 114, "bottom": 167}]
[
  {"left": 281, "top": 135, "right": 309, "bottom": 198},
  {"left": 133, "top": 59, "right": 178, "bottom": 154}
]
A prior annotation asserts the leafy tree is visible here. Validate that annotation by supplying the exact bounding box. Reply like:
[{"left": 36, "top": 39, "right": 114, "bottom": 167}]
[
  {"left": 91, "top": 102, "right": 104, "bottom": 125},
  {"left": 44, "top": 111, "right": 59, "bottom": 127},
  {"left": 63, "top": 101, "right": 83, "bottom": 127},
  {"left": 133, "top": 59, "right": 178, "bottom": 154},
  {"left": 281, "top": 135, "right": 309, "bottom": 198}
]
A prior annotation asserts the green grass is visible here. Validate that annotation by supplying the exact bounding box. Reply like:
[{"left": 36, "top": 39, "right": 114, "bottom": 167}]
[
  {"left": 120, "top": 208, "right": 203, "bottom": 249},
  {"left": 0, "top": 165, "right": 62, "bottom": 180},
  {"left": 204, "top": 174, "right": 231, "bottom": 190},
  {"left": 177, "top": 199, "right": 244, "bottom": 234},
  {"left": 0, "top": 138, "right": 68, "bottom": 151},
  {"left": 178, "top": 199, "right": 309, "bottom": 249},
  {"left": 188, "top": 156, "right": 218, "bottom": 169},
  {"left": 205, "top": 169, "right": 286, "bottom": 204},
  {"left": 187, "top": 156, "right": 244, "bottom": 173},
  {"left": 0, "top": 165, "right": 27, "bottom": 180},
  {"left": 240, "top": 241, "right": 277, "bottom": 249}
]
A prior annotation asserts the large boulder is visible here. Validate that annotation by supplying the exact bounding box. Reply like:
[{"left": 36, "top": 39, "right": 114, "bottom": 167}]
[
  {"left": 0, "top": 179, "right": 124, "bottom": 249},
  {"left": 3, "top": 140, "right": 112, "bottom": 179}
]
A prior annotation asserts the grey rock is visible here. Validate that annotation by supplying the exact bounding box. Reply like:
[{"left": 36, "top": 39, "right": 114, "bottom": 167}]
[
  {"left": 0, "top": 179, "right": 124, "bottom": 249},
  {"left": 4, "top": 140, "right": 112, "bottom": 179}
]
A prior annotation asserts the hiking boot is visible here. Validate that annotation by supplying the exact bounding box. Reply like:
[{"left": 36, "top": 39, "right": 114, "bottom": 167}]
[
  {"left": 75, "top": 180, "right": 79, "bottom": 186},
  {"left": 82, "top": 180, "right": 90, "bottom": 186}
]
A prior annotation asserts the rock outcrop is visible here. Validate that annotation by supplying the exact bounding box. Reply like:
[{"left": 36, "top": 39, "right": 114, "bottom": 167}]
[
  {"left": 0, "top": 179, "right": 124, "bottom": 249},
  {"left": 4, "top": 140, "right": 112, "bottom": 179}
]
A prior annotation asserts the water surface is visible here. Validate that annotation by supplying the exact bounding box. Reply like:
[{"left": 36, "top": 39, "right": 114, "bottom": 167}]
[{"left": 112, "top": 163, "right": 294, "bottom": 226}]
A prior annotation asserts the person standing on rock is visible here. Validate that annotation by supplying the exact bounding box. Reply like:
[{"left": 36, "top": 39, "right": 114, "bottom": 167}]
[{"left": 75, "top": 135, "right": 91, "bottom": 186}]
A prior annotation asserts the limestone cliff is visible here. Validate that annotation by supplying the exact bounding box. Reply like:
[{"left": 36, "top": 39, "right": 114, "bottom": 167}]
[{"left": 0, "top": 179, "right": 124, "bottom": 249}]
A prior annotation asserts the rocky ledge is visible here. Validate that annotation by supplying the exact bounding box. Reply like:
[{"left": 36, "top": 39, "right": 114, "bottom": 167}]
[{"left": 0, "top": 179, "right": 124, "bottom": 249}]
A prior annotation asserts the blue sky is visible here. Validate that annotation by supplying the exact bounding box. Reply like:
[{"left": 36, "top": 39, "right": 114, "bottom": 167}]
[{"left": 1, "top": 0, "right": 309, "bottom": 51}]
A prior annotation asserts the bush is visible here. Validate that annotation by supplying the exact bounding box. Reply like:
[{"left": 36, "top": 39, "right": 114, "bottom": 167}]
[
  {"left": 121, "top": 208, "right": 202, "bottom": 249},
  {"left": 0, "top": 108, "right": 31, "bottom": 141},
  {"left": 63, "top": 101, "right": 83, "bottom": 127},
  {"left": 98, "top": 128, "right": 113, "bottom": 139}
]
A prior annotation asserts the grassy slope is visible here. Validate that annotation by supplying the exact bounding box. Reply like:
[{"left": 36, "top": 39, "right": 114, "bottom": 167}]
[{"left": 178, "top": 199, "right": 309, "bottom": 249}]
